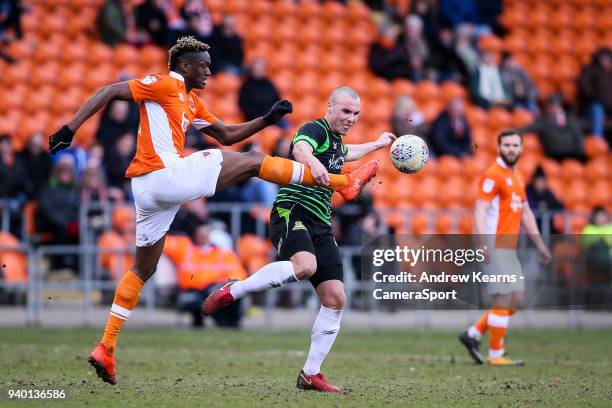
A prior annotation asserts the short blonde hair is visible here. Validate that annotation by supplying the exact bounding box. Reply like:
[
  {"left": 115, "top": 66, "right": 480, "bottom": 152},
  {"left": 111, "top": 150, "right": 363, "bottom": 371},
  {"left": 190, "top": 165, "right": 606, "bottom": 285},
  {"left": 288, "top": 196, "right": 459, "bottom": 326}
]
[{"left": 168, "top": 36, "right": 210, "bottom": 70}]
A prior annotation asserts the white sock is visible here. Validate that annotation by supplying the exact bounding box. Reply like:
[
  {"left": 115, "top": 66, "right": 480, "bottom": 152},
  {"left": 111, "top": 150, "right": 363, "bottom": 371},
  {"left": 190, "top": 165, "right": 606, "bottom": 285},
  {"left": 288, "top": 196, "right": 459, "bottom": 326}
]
[
  {"left": 303, "top": 306, "right": 343, "bottom": 376},
  {"left": 229, "top": 261, "right": 297, "bottom": 299},
  {"left": 468, "top": 325, "right": 482, "bottom": 341}
]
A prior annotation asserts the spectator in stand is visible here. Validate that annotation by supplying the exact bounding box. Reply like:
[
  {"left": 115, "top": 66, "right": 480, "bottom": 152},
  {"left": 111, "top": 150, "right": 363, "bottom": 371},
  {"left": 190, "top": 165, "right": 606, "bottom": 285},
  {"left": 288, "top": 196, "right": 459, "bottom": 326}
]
[
  {"left": 0, "top": 0, "right": 16, "bottom": 63},
  {"left": 471, "top": 50, "right": 508, "bottom": 109},
  {"left": 578, "top": 47, "right": 612, "bottom": 139},
  {"left": 96, "top": 99, "right": 139, "bottom": 154},
  {"left": 520, "top": 94, "right": 586, "bottom": 162},
  {"left": 454, "top": 24, "right": 479, "bottom": 74},
  {"left": 582, "top": 207, "right": 612, "bottom": 287},
  {"left": 474, "top": 0, "right": 504, "bottom": 35},
  {"left": 19, "top": 132, "right": 51, "bottom": 198},
  {"left": 427, "top": 26, "right": 468, "bottom": 83},
  {"left": 179, "top": 0, "right": 213, "bottom": 40},
  {"left": 409, "top": 0, "right": 438, "bottom": 43},
  {"left": 428, "top": 97, "right": 472, "bottom": 158},
  {"left": 164, "top": 222, "right": 247, "bottom": 328},
  {"left": 0, "top": 134, "right": 31, "bottom": 237},
  {"left": 439, "top": 0, "right": 479, "bottom": 28},
  {"left": 5, "top": 0, "right": 24, "bottom": 40},
  {"left": 0, "top": 134, "right": 31, "bottom": 200},
  {"left": 103, "top": 132, "right": 135, "bottom": 196},
  {"left": 238, "top": 58, "right": 282, "bottom": 123},
  {"left": 399, "top": 15, "right": 429, "bottom": 82},
  {"left": 526, "top": 167, "right": 563, "bottom": 234},
  {"left": 134, "top": 0, "right": 169, "bottom": 46},
  {"left": 207, "top": 15, "right": 244, "bottom": 75},
  {"left": 500, "top": 52, "right": 538, "bottom": 113},
  {"left": 36, "top": 157, "right": 80, "bottom": 271},
  {"left": 392, "top": 95, "right": 426, "bottom": 137},
  {"left": 368, "top": 21, "right": 412, "bottom": 81},
  {"left": 97, "top": 0, "right": 127, "bottom": 46}
]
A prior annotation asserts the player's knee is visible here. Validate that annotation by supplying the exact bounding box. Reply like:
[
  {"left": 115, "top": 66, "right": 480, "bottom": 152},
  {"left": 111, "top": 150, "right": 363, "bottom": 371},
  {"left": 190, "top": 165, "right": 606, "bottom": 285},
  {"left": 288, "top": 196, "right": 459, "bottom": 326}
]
[
  {"left": 292, "top": 257, "right": 316, "bottom": 280},
  {"left": 319, "top": 288, "right": 345, "bottom": 310},
  {"left": 511, "top": 292, "right": 524, "bottom": 309},
  {"left": 243, "top": 150, "right": 265, "bottom": 176}
]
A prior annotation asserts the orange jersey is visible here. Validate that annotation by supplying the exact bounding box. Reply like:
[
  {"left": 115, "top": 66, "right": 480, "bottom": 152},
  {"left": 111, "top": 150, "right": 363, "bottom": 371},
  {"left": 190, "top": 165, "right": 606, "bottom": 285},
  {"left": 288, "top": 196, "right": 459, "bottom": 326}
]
[
  {"left": 163, "top": 236, "right": 246, "bottom": 290},
  {"left": 125, "top": 71, "right": 217, "bottom": 178},
  {"left": 476, "top": 157, "right": 526, "bottom": 247}
]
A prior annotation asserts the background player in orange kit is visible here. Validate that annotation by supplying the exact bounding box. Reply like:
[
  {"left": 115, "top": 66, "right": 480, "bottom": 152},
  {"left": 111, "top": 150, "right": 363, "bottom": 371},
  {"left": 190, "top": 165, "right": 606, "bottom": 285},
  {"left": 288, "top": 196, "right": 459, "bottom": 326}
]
[
  {"left": 47, "top": 36, "right": 379, "bottom": 385},
  {"left": 459, "top": 130, "right": 552, "bottom": 366}
]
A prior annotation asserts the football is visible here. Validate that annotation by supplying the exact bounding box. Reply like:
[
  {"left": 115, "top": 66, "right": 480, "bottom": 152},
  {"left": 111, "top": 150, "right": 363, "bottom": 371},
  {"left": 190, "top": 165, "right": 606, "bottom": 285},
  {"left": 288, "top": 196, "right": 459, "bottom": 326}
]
[{"left": 389, "top": 134, "right": 429, "bottom": 173}]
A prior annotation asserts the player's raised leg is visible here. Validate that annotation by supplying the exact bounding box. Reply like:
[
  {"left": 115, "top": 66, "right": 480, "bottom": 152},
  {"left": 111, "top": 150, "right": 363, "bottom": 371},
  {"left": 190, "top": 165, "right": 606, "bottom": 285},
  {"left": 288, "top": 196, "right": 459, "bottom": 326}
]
[
  {"left": 88, "top": 235, "right": 167, "bottom": 384},
  {"left": 202, "top": 250, "right": 315, "bottom": 316},
  {"left": 214, "top": 150, "right": 379, "bottom": 202}
]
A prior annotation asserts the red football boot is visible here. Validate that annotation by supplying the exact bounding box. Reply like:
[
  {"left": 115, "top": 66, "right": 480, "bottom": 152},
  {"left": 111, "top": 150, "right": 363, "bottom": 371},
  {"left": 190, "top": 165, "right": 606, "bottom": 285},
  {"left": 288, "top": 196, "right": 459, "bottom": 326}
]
[
  {"left": 201, "top": 281, "right": 236, "bottom": 316},
  {"left": 338, "top": 160, "right": 379, "bottom": 202},
  {"left": 296, "top": 370, "right": 341, "bottom": 393},
  {"left": 88, "top": 342, "right": 117, "bottom": 385}
]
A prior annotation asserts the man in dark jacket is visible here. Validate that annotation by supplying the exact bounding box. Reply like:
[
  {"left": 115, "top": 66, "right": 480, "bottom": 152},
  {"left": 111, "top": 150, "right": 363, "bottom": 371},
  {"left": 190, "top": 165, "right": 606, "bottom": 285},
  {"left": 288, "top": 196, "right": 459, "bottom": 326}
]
[
  {"left": 578, "top": 47, "right": 612, "bottom": 138},
  {"left": 36, "top": 158, "right": 80, "bottom": 270},
  {"left": 368, "top": 21, "right": 413, "bottom": 81},
  {"left": 238, "top": 58, "right": 281, "bottom": 122},
  {"left": 428, "top": 97, "right": 473, "bottom": 158},
  {"left": 520, "top": 94, "right": 585, "bottom": 162},
  {"left": 526, "top": 167, "right": 563, "bottom": 234},
  {"left": 0, "top": 134, "right": 31, "bottom": 237},
  {"left": 207, "top": 15, "right": 244, "bottom": 75}
]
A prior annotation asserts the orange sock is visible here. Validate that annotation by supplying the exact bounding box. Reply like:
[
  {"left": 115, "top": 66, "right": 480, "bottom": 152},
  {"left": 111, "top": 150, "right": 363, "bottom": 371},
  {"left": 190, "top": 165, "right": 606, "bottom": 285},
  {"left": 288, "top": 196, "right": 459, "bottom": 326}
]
[
  {"left": 474, "top": 311, "right": 489, "bottom": 334},
  {"left": 487, "top": 309, "right": 510, "bottom": 358},
  {"left": 101, "top": 271, "right": 144, "bottom": 353},
  {"left": 258, "top": 156, "right": 349, "bottom": 189}
]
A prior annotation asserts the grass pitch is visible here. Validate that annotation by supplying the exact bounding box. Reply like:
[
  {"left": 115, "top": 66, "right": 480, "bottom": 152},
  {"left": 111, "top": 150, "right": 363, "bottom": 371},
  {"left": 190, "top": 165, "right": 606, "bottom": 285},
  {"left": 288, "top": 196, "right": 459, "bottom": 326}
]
[{"left": 0, "top": 328, "right": 611, "bottom": 407}]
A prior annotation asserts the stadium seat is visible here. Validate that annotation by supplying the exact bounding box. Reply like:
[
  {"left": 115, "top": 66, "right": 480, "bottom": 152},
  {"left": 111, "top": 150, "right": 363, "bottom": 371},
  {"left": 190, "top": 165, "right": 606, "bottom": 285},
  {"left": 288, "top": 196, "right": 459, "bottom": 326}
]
[
  {"left": 585, "top": 157, "right": 610, "bottom": 183},
  {"left": 560, "top": 159, "right": 585, "bottom": 181},
  {"left": 511, "top": 109, "right": 535, "bottom": 128},
  {"left": 391, "top": 79, "right": 416, "bottom": 97},
  {"left": 440, "top": 81, "right": 467, "bottom": 102},
  {"left": 0, "top": 232, "right": 28, "bottom": 283},
  {"left": 584, "top": 137, "right": 610, "bottom": 158},
  {"left": 588, "top": 181, "right": 611, "bottom": 207},
  {"left": 236, "top": 234, "right": 272, "bottom": 274}
]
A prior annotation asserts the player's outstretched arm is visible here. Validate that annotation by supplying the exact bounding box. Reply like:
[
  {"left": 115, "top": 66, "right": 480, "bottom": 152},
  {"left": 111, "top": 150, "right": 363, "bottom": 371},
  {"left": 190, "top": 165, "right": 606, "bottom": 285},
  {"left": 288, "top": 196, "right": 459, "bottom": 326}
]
[
  {"left": 521, "top": 201, "right": 552, "bottom": 263},
  {"left": 203, "top": 100, "right": 292, "bottom": 146},
  {"left": 344, "top": 132, "right": 396, "bottom": 162},
  {"left": 49, "top": 82, "right": 133, "bottom": 154}
]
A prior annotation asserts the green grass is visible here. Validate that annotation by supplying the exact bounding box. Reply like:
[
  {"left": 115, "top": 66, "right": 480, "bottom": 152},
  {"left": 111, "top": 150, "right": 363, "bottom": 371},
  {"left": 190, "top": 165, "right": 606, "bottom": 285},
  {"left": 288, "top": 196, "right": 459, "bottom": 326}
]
[{"left": 0, "top": 328, "right": 611, "bottom": 407}]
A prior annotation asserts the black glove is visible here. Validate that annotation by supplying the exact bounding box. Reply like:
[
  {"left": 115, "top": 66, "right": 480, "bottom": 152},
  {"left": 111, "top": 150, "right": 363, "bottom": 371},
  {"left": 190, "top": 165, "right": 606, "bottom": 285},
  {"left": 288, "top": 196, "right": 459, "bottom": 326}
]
[
  {"left": 49, "top": 125, "right": 75, "bottom": 154},
  {"left": 263, "top": 100, "right": 293, "bottom": 125}
]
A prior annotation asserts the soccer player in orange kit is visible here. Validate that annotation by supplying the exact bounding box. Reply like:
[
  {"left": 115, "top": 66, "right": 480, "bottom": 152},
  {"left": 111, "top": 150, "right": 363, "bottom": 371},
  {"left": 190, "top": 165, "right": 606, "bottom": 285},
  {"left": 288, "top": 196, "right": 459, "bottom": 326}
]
[{"left": 459, "top": 130, "right": 551, "bottom": 366}]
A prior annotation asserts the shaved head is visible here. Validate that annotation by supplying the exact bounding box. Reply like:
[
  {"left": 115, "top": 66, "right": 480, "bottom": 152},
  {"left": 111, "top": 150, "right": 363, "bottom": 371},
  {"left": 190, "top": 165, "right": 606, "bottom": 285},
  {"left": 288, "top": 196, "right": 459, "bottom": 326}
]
[
  {"left": 325, "top": 86, "right": 361, "bottom": 135},
  {"left": 329, "top": 86, "right": 360, "bottom": 104}
]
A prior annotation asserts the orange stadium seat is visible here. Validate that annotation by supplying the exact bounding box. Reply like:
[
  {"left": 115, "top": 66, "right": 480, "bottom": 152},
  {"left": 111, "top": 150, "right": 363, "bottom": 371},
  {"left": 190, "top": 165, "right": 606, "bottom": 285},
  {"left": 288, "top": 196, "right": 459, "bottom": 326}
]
[
  {"left": 236, "top": 234, "right": 272, "bottom": 275},
  {"left": 584, "top": 137, "right": 610, "bottom": 159},
  {"left": 458, "top": 215, "right": 474, "bottom": 234},
  {"left": 435, "top": 214, "right": 454, "bottom": 234},
  {"left": 114, "top": 44, "right": 139, "bottom": 67},
  {"left": 465, "top": 105, "right": 488, "bottom": 127},
  {"left": 410, "top": 214, "right": 432, "bottom": 234},
  {"left": 511, "top": 109, "right": 534, "bottom": 128},
  {"left": 588, "top": 181, "right": 611, "bottom": 207},
  {"left": 522, "top": 133, "right": 543, "bottom": 156},
  {"left": 550, "top": 6, "right": 572, "bottom": 29},
  {"left": 414, "top": 80, "right": 441, "bottom": 102},
  {"left": 488, "top": 107, "right": 512, "bottom": 129},
  {"left": 563, "top": 180, "right": 589, "bottom": 207},
  {"left": 440, "top": 81, "right": 467, "bottom": 102},
  {"left": 273, "top": 0, "right": 298, "bottom": 19},
  {"left": 0, "top": 232, "right": 28, "bottom": 283},
  {"left": 391, "top": 79, "right": 416, "bottom": 97},
  {"left": 560, "top": 159, "right": 585, "bottom": 181},
  {"left": 585, "top": 157, "right": 610, "bottom": 184},
  {"left": 479, "top": 35, "right": 503, "bottom": 52}
]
